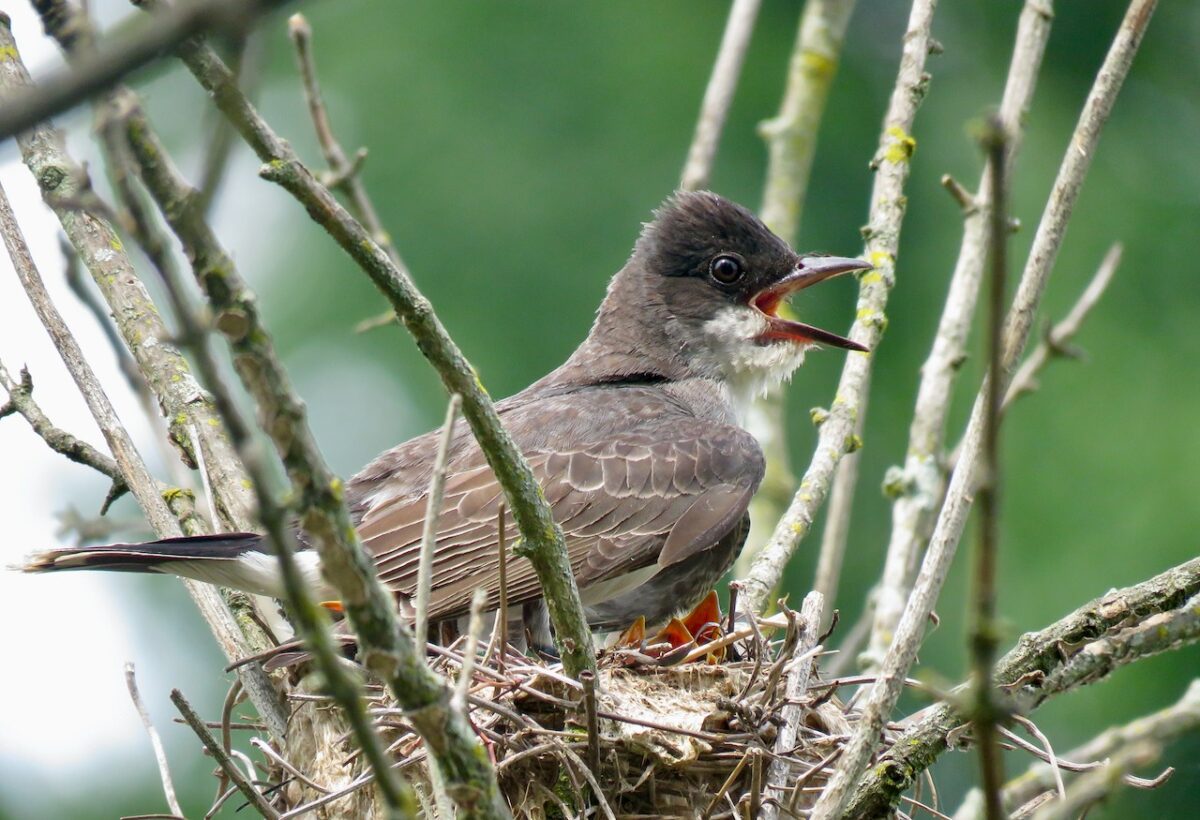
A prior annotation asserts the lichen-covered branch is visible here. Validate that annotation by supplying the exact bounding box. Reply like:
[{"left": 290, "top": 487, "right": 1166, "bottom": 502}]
[
  {"left": 118, "top": 84, "right": 504, "bottom": 819},
  {"left": 138, "top": 213, "right": 417, "bottom": 818},
  {"left": 758, "top": 0, "right": 859, "bottom": 245},
  {"left": 0, "top": 173, "right": 286, "bottom": 738},
  {"left": 679, "top": 0, "right": 762, "bottom": 191},
  {"left": 822, "top": 3, "right": 1157, "bottom": 813},
  {"left": 739, "top": 0, "right": 860, "bottom": 615},
  {"left": 867, "top": 0, "right": 1055, "bottom": 671},
  {"left": 0, "top": 360, "right": 128, "bottom": 508},
  {"left": 742, "top": 0, "right": 936, "bottom": 620},
  {"left": 153, "top": 11, "right": 596, "bottom": 679},
  {"left": 4, "top": 5, "right": 288, "bottom": 738},
  {"left": 844, "top": 555, "right": 1199, "bottom": 818},
  {"left": 0, "top": 18, "right": 254, "bottom": 531}
]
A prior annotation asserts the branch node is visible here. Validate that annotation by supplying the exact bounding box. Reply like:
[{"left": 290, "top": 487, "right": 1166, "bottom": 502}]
[{"left": 941, "top": 173, "right": 978, "bottom": 213}]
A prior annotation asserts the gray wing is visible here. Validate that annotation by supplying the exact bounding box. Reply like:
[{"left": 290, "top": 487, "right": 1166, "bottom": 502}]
[{"left": 352, "top": 413, "right": 763, "bottom": 622}]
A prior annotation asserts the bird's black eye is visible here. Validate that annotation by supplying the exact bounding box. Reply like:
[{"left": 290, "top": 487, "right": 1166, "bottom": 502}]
[{"left": 709, "top": 254, "right": 744, "bottom": 285}]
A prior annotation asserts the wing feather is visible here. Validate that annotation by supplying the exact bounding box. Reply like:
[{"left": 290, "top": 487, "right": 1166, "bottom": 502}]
[{"left": 356, "top": 422, "right": 763, "bottom": 622}]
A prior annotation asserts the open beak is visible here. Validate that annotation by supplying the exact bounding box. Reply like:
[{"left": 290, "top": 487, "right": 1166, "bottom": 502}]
[{"left": 751, "top": 255, "right": 872, "bottom": 352}]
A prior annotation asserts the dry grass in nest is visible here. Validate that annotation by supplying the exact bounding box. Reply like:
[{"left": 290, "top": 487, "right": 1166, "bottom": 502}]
[{"left": 197, "top": 603, "right": 913, "bottom": 818}]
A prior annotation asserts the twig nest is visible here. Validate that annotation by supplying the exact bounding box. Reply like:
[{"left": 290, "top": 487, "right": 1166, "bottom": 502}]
[{"left": 598, "top": 665, "right": 747, "bottom": 765}]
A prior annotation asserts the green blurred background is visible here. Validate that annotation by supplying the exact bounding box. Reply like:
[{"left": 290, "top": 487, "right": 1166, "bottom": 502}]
[{"left": 2, "top": 0, "right": 1197, "bottom": 816}]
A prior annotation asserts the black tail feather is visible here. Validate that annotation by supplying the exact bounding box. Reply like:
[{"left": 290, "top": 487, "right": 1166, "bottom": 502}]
[{"left": 19, "top": 533, "right": 264, "bottom": 574}]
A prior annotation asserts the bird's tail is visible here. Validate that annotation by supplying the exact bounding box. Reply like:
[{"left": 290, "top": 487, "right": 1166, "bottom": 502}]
[
  {"left": 13, "top": 533, "right": 307, "bottom": 599},
  {"left": 19, "top": 533, "right": 263, "bottom": 574}
]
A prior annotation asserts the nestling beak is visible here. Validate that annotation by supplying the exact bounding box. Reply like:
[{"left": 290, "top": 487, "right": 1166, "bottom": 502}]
[{"left": 751, "top": 255, "right": 873, "bottom": 352}]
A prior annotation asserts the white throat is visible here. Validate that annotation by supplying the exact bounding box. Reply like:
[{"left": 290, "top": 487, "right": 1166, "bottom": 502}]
[{"left": 699, "top": 305, "right": 810, "bottom": 424}]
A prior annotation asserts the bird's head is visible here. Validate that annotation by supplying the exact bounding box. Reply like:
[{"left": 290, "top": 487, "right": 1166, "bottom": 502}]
[{"left": 611, "top": 190, "right": 870, "bottom": 395}]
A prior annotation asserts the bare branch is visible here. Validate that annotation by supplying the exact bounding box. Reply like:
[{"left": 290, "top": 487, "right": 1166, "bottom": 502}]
[
  {"left": 1030, "top": 742, "right": 1160, "bottom": 820},
  {"left": 743, "top": 0, "right": 936, "bottom": 622},
  {"left": 0, "top": 0, "right": 291, "bottom": 142},
  {"left": 955, "top": 679, "right": 1200, "bottom": 819},
  {"left": 415, "top": 394, "right": 461, "bottom": 643},
  {"left": 452, "top": 588, "right": 488, "bottom": 712},
  {"left": 125, "top": 663, "right": 184, "bottom": 818},
  {"left": 0, "top": 360, "right": 127, "bottom": 506},
  {"left": 759, "top": 0, "right": 861, "bottom": 245},
  {"left": 738, "top": 0, "right": 860, "bottom": 595},
  {"left": 679, "top": 0, "right": 762, "bottom": 191},
  {"left": 845, "top": 554, "right": 1199, "bottom": 818},
  {"left": 286, "top": 13, "right": 402, "bottom": 265},
  {"left": 829, "top": 4, "right": 1158, "bottom": 813},
  {"left": 760, "top": 591, "right": 824, "bottom": 820},
  {"left": 3, "top": 4, "right": 286, "bottom": 743},
  {"left": 868, "top": 0, "right": 1055, "bottom": 671},
  {"left": 810, "top": 423, "right": 861, "bottom": 629},
  {"left": 966, "top": 115, "right": 1012, "bottom": 820},
  {"left": 158, "top": 9, "right": 596, "bottom": 679},
  {"left": 1002, "top": 242, "right": 1122, "bottom": 409},
  {"left": 171, "top": 688, "right": 282, "bottom": 820}
]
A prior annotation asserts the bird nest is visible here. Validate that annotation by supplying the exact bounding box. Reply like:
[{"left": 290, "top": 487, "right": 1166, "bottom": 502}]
[{"left": 221, "top": 602, "right": 892, "bottom": 818}]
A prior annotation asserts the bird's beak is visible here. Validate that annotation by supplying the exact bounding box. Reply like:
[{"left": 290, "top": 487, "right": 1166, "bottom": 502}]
[{"left": 750, "top": 256, "right": 873, "bottom": 352}]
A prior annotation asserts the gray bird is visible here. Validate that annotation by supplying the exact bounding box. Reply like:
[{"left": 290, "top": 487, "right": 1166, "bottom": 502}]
[{"left": 22, "top": 191, "right": 869, "bottom": 648}]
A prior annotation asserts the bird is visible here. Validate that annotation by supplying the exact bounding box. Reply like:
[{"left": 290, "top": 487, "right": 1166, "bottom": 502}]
[{"left": 21, "top": 191, "right": 869, "bottom": 650}]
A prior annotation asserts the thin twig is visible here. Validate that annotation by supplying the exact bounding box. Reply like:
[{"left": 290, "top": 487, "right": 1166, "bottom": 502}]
[
  {"left": 187, "top": 424, "right": 220, "bottom": 528},
  {"left": 679, "top": 0, "right": 762, "bottom": 190},
  {"left": 742, "top": 0, "right": 938, "bottom": 621},
  {"left": 487, "top": 504, "right": 510, "bottom": 674},
  {"left": 124, "top": 663, "right": 183, "bottom": 818},
  {"left": 416, "top": 394, "right": 461, "bottom": 642},
  {"left": 955, "top": 679, "right": 1200, "bottom": 819},
  {"left": 761, "top": 591, "right": 824, "bottom": 820},
  {"left": 0, "top": 361, "right": 128, "bottom": 507},
  {"left": 1009, "top": 717, "right": 1065, "bottom": 802},
  {"left": 287, "top": 14, "right": 397, "bottom": 260},
  {"left": 866, "top": 0, "right": 1055, "bottom": 672},
  {"left": 811, "top": 429, "right": 861, "bottom": 629},
  {"left": 0, "top": 0, "right": 291, "bottom": 141},
  {"left": 1001, "top": 243, "right": 1122, "bottom": 410},
  {"left": 249, "top": 738, "right": 333, "bottom": 795},
  {"left": 121, "top": 128, "right": 417, "bottom": 816},
  {"left": 1029, "top": 741, "right": 1160, "bottom": 820},
  {"left": 826, "top": 4, "right": 1158, "bottom": 815},
  {"left": 579, "top": 669, "right": 602, "bottom": 780},
  {"left": 171, "top": 688, "right": 281, "bottom": 820},
  {"left": 967, "top": 114, "right": 1011, "bottom": 820},
  {"left": 738, "top": 0, "right": 861, "bottom": 585},
  {"left": 196, "top": 31, "right": 263, "bottom": 214},
  {"left": 453, "top": 588, "right": 488, "bottom": 712},
  {"left": 153, "top": 0, "right": 597, "bottom": 680},
  {"left": 846, "top": 555, "right": 1197, "bottom": 817}
]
